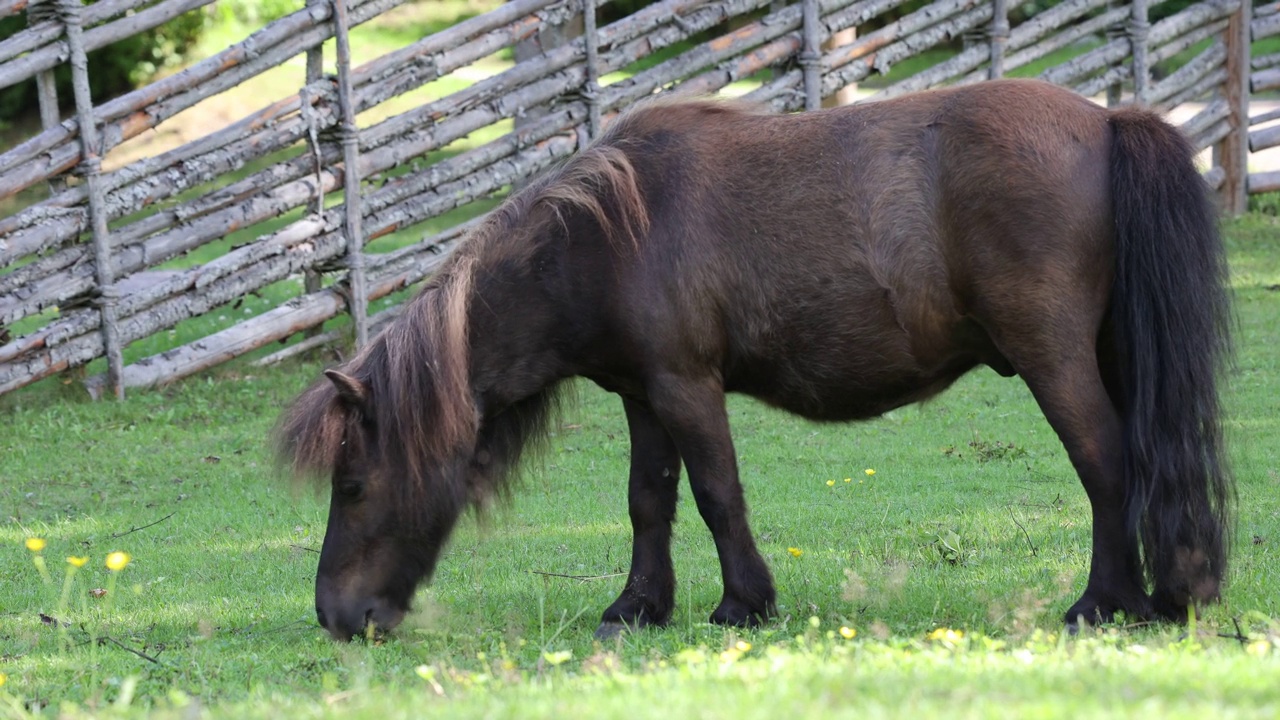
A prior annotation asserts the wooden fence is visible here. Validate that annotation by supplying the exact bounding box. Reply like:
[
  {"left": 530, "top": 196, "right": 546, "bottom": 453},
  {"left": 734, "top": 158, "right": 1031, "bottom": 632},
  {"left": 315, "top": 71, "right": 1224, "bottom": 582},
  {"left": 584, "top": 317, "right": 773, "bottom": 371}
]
[{"left": 0, "top": 0, "right": 1276, "bottom": 399}]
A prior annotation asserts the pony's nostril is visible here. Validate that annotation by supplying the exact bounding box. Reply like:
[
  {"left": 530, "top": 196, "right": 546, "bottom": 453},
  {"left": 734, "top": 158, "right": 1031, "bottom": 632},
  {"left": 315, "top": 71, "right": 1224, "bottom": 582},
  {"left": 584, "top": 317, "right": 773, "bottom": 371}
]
[{"left": 316, "top": 606, "right": 329, "bottom": 629}]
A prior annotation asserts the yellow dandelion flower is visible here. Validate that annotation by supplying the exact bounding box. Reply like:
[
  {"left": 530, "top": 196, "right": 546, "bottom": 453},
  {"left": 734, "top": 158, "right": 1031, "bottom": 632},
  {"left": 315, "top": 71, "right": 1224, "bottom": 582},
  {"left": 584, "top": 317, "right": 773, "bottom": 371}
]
[
  {"left": 67, "top": 556, "right": 88, "bottom": 568},
  {"left": 864, "top": 468, "right": 876, "bottom": 476},
  {"left": 719, "top": 643, "right": 750, "bottom": 663},
  {"left": 787, "top": 547, "right": 803, "bottom": 557},
  {"left": 675, "top": 648, "right": 708, "bottom": 665},
  {"left": 928, "top": 628, "right": 964, "bottom": 643},
  {"left": 826, "top": 479, "right": 835, "bottom": 487},
  {"left": 808, "top": 616, "right": 821, "bottom": 629},
  {"left": 1246, "top": 640, "right": 1271, "bottom": 657},
  {"left": 105, "top": 551, "right": 131, "bottom": 571},
  {"left": 840, "top": 626, "right": 857, "bottom": 639},
  {"left": 0, "top": 672, "right": 6, "bottom": 687},
  {"left": 25, "top": 538, "right": 46, "bottom": 552},
  {"left": 844, "top": 478, "right": 852, "bottom": 483},
  {"left": 542, "top": 650, "right": 572, "bottom": 666}
]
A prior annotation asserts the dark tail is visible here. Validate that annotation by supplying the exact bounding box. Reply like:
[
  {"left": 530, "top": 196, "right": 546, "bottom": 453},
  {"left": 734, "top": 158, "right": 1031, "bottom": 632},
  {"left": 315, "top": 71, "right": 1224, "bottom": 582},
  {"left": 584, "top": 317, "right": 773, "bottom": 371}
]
[{"left": 1108, "top": 110, "right": 1234, "bottom": 617}]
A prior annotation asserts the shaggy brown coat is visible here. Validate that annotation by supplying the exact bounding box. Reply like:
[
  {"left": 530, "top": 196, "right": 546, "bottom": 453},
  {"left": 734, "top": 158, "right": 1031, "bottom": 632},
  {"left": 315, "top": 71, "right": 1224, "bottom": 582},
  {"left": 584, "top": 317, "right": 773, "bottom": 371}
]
[{"left": 278, "top": 79, "right": 1232, "bottom": 641}]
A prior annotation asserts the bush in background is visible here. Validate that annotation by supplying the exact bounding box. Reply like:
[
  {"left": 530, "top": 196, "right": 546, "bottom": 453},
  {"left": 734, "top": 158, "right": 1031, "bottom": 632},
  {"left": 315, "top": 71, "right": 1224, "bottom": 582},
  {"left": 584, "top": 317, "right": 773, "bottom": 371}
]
[
  {"left": 211, "top": 0, "right": 301, "bottom": 27},
  {"left": 0, "top": 0, "right": 305, "bottom": 126},
  {"left": 0, "top": 7, "right": 205, "bottom": 124}
]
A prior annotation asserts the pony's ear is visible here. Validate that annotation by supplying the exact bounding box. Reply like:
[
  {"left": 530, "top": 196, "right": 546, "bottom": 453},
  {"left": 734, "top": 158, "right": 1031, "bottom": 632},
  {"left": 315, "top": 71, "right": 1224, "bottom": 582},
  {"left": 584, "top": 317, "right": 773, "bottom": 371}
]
[{"left": 324, "top": 370, "right": 370, "bottom": 413}]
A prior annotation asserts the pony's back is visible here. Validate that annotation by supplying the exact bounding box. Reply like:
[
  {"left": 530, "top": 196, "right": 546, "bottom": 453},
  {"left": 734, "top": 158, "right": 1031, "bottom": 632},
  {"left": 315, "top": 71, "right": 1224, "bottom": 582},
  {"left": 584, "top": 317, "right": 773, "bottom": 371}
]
[{"left": 583, "top": 81, "right": 1112, "bottom": 421}]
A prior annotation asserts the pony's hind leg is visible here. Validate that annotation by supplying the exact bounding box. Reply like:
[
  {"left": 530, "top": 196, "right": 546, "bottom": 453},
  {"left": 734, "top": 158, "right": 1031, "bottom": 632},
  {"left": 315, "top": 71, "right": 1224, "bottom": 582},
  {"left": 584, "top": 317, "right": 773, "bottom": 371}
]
[
  {"left": 596, "top": 398, "right": 682, "bottom": 638},
  {"left": 999, "top": 335, "right": 1150, "bottom": 627},
  {"left": 646, "top": 373, "right": 776, "bottom": 627}
]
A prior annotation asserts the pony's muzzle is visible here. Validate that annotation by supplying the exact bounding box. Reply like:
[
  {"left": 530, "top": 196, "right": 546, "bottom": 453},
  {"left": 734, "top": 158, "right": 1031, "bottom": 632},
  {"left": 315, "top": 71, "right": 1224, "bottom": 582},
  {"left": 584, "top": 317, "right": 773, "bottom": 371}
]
[{"left": 316, "top": 594, "right": 405, "bottom": 642}]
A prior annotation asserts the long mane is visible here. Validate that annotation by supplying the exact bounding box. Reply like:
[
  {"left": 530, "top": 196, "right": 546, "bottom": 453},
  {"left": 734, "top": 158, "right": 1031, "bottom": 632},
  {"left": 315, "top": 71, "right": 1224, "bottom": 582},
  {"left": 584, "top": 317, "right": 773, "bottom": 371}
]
[
  {"left": 274, "top": 121, "right": 654, "bottom": 510},
  {"left": 273, "top": 254, "right": 478, "bottom": 503}
]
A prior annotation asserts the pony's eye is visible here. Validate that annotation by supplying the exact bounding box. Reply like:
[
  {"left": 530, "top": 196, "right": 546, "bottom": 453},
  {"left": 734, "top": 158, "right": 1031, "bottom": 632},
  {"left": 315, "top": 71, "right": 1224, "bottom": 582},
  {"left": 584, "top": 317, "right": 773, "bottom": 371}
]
[{"left": 336, "top": 480, "right": 363, "bottom": 499}]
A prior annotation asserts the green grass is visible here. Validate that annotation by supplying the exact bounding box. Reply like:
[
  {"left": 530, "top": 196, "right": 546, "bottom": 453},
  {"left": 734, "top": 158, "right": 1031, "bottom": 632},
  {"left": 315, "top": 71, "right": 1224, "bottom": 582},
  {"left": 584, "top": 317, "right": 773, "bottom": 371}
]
[{"left": 2, "top": 214, "right": 1279, "bottom": 717}]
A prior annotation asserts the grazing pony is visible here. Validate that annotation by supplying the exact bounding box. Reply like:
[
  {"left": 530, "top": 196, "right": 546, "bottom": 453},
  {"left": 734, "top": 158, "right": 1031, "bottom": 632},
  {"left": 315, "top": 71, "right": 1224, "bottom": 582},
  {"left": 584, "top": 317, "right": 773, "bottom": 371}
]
[{"left": 277, "top": 79, "right": 1233, "bottom": 641}]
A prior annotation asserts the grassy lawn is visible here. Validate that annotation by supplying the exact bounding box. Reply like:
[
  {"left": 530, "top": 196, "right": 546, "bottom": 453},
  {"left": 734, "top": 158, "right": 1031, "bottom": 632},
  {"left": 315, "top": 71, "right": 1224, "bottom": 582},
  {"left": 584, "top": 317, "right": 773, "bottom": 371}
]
[{"left": 1, "top": 213, "right": 1279, "bottom": 718}]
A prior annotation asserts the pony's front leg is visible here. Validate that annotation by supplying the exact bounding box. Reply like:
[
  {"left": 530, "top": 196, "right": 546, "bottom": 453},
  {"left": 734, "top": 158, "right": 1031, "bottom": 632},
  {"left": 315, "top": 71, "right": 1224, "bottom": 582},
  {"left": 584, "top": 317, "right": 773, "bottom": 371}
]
[
  {"left": 596, "top": 398, "right": 682, "bottom": 638},
  {"left": 648, "top": 374, "right": 776, "bottom": 627}
]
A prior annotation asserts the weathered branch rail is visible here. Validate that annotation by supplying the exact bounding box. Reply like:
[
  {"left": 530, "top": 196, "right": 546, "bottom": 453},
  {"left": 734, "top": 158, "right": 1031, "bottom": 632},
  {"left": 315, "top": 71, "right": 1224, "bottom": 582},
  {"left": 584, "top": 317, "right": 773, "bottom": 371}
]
[{"left": 0, "top": 0, "right": 1271, "bottom": 398}]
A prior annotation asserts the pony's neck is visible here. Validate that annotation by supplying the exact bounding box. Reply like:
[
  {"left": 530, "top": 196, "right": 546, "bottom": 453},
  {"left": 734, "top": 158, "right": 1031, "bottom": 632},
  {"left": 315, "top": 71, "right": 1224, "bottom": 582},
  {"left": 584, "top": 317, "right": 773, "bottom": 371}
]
[
  {"left": 464, "top": 242, "right": 584, "bottom": 417},
  {"left": 459, "top": 186, "right": 626, "bottom": 417}
]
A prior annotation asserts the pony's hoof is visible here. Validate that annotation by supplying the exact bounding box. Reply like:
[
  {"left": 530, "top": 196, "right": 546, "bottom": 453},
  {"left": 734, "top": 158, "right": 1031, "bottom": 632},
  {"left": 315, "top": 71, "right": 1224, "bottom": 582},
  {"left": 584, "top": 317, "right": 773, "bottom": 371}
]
[
  {"left": 1150, "top": 590, "right": 1190, "bottom": 624},
  {"left": 709, "top": 598, "right": 771, "bottom": 627},
  {"left": 593, "top": 621, "right": 631, "bottom": 640},
  {"left": 1064, "top": 609, "right": 1110, "bottom": 633},
  {"left": 1065, "top": 591, "right": 1152, "bottom": 631},
  {"left": 1065, "top": 617, "right": 1092, "bottom": 636}
]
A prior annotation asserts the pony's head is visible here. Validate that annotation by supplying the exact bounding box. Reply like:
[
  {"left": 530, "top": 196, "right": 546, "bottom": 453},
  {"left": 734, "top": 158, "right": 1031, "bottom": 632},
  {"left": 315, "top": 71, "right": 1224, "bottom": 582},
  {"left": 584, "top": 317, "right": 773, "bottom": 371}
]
[
  {"left": 275, "top": 261, "right": 480, "bottom": 641},
  {"left": 275, "top": 140, "right": 649, "bottom": 641}
]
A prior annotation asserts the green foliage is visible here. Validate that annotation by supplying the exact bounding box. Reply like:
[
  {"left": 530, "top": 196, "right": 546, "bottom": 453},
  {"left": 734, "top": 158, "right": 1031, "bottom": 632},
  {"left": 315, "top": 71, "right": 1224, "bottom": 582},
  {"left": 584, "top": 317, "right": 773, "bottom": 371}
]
[
  {"left": 209, "top": 0, "right": 303, "bottom": 27},
  {"left": 931, "top": 528, "right": 969, "bottom": 566},
  {"left": 1248, "top": 191, "right": 1280, "bottom": 216},
  {"left": 0, "top": 8, "right": 206, "bottom": 123}
]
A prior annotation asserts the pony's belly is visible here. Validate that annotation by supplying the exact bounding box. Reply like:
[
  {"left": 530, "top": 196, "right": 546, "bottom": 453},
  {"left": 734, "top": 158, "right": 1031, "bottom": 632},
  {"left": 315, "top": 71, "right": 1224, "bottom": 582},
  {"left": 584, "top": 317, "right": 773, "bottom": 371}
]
[{"left": 726, "top": 354, "right": 979, "bottom": 423}]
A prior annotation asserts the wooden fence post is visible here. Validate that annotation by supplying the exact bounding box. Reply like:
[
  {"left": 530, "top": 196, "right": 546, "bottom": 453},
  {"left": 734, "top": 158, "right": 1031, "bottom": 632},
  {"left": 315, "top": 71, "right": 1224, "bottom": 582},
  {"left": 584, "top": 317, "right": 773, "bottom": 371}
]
[
  {"left": 29, "top": 3, "right": 65, "bottom": 194},
  {"left": 1215, "top": 0, "right": 1251, "bottom": 214},
  {"left": 331, "top": 0, "right": 369, "bottom": 349},
  {"left": 513, "top": 2, "right": 582, "bottom": 134},
  {"left": 822, "top": 26, "right": 858, "bottom": 107},
  {"left": 56, "top": 0, "right": 125, "bottom": 399},
  {"left": 962, "top": 26, "right": 984, "bottom": 65},
  {"left": 1105, "top": 0, "right": 1125, "bottom": 107},
  {"left": 800, "top": 0, "right": 822, "bottom": 110},
  {"left": 1129, "top": 0, "right": 1150, "bottom": 105},
  {"left": 771, "top": 0, "right": 788, "bottom": 83},
  {"left": 302, "top": 0, "right": 326, "bottom": 315},
  {"left": 581, "top": 0, "right": 601, "bottom": 140},
  {"left": 989, "top": 0, "right": 1009, "bottom": 79}
]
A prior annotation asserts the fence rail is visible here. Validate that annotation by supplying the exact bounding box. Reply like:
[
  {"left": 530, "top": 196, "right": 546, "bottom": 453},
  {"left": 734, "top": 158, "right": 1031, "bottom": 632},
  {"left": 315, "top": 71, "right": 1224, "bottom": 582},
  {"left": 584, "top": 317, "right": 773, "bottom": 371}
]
[{"left": 0, "top": 0, "right": 1275, "bottom": 398}]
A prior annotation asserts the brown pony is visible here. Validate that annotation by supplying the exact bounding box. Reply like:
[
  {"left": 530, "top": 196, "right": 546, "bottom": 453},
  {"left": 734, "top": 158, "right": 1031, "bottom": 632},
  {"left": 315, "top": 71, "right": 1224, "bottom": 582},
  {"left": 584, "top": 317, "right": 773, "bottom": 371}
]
[{"left": 277, "top": 79, "right": 1233, "bottom": 641}]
